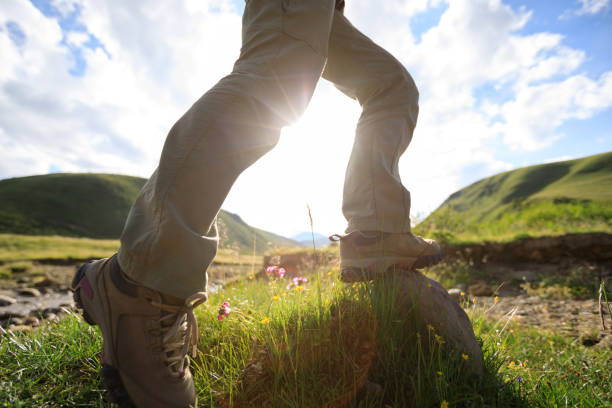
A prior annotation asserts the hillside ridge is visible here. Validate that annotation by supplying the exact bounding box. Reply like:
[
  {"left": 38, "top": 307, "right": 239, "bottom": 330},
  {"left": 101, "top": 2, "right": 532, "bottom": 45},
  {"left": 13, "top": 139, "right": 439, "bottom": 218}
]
[
  {"left": 415, "top": 151, "right": 612, "bottom": 243},
  {"left": 0, "top": 173, "right": 299, "bottom": 254}
]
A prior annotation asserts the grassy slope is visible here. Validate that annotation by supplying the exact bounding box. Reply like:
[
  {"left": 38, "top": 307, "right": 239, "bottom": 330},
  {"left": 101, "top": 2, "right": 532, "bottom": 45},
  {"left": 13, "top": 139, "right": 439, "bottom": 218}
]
[
  {"left": 0, "top": 173, "right": 299, "bottom": 254},
  {"left": 415, "top": 151, "right": 612, "bottom": 242}
]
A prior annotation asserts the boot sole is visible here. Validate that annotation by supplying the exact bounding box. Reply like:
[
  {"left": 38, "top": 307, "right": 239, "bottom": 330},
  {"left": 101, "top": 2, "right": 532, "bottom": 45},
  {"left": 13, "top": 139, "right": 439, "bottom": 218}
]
[
  {"left": 340, "top": 250, "right": 445, "bottom": 282},
  {"left": 72, "top": 263, "right": 136, "bottom": 408}
]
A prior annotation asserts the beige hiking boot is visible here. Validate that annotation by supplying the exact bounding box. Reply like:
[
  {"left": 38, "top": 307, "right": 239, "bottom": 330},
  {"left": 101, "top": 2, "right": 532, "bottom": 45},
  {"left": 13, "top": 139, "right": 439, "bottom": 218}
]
[
  {"left": 330, "top": 231, "right": 444, "bottom": 282},
  {"left": 71, "top": 255, "right": 207, "bottom": 408}
]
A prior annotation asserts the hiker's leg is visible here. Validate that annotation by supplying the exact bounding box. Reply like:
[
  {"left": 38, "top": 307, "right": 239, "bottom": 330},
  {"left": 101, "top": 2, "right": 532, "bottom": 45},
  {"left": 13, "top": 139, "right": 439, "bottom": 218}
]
[
  {"left": 118, "top": 0, "right": 335, "bottom": 299},
  {"left": 322, "top": 11, "right": 419, "bottom": 234}
]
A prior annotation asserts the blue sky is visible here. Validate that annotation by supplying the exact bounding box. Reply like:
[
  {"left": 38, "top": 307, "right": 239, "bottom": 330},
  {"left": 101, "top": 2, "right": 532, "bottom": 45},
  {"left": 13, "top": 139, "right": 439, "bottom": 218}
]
[{"left": 1, "top": 0, "right": 611, "bottom": 237}]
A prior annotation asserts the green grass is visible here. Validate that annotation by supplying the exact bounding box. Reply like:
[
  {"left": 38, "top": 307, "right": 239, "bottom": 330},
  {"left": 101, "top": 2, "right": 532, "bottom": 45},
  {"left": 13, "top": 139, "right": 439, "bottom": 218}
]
[
  {"left": 0, "top": 173, "right": 300, "bottom": 254},
  {"left": 415, "top": 151, "right": 612, "bottom": 243},
  {"left": 2, "top": 267, "right": 610, "bottom": 407},
  {"left": 0, "top": 234, "right": 261, "bottom": 266},
  {"left": 0, "top": 173, "right": 145, "bottom": 239},
  {"left": 0, "top": 234, "right": 119, "bottom": 263}
]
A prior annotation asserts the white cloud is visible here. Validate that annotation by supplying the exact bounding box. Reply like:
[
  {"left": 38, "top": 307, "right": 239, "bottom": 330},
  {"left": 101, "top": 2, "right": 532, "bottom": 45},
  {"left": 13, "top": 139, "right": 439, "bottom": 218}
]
[
  {"left": 561, "top": 0, "right": 611, "bottom": 18},
  {"left": 51, "top": 0, "right": 80, "bottom": 17},
  {"left": 65, "top": 30, "right": 89, "bottom": 47},
  {"left": 500, "top": 72, "right": 612, "bottom": 150},
  {"left": 542, "top": 155, "right": 574, "bottom": 164},
  {"left": 0, "top": 0, "right": 241, "bottom": 182},
  {"left": 576, "top": 0, "right": 610, "bottom": 15}
]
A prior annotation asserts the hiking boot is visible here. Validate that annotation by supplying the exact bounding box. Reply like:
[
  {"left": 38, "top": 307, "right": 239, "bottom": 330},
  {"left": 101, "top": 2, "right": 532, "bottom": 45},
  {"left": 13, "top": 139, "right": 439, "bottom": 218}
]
[
  {"left": 71, "top": 255, "right": 207, "bottom": 408},
  {"left": 330, "top": 231, "right": 444, "bottom": 282}
]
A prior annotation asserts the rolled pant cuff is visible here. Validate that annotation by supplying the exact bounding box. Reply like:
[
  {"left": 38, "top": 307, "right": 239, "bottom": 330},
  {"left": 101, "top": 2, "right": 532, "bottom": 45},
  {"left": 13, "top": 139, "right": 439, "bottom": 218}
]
[
  {"left": 345, "top": 218, "right": 412, "bottom": 234},
  {"left": 117, "top": 248, "right": 206, "bottom": 300}
]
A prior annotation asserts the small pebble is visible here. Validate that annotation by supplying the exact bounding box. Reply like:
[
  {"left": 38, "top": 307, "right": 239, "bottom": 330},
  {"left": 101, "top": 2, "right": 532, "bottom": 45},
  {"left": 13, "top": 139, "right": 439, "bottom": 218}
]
[
  {"left": 8, "top": 325, "right": 32, "bottom": 334},
  {"left": 45, "top": 313, "right": 58, "bottom": 322},
  {"left": 24, "top": 316, "right": 40, "bottom": 327},
  {"left": 34, "top": 278, "right": 59, "bottom": 288},
  {"left": 17, "top": 288, "right": 41, "bottom": 297},
  {"left": 0, "top": 294, "right": 17, "bottom": 306}
]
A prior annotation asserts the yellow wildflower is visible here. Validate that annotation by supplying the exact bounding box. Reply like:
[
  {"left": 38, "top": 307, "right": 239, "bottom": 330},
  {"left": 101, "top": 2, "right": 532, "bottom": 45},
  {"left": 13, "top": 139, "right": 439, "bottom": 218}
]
[
  {"left": 508, "top": 361, "right": 520, "bottom": 370},
  {"left": 437, "top": 371, "right": 443, "bottom": 376},
  {"left": 435, "top": 334, "right": 445, "bottom": 345},
  {"left": 460, "top": 291, "right": 465, "bottom": 297},
  {"left": 272, "top": 295, "right": 280, "bottom": 301},
  {"left": 441, "top": 401, "right": 449, "bottom": 408},
  {"left": 494, "top": 296, "right": 500, "bottom": 303},
  {"left": 261, "top": 317, "right": 270, "bottom": 324},
  {"left": 462, "top": 353, "right": 469, "bottom": 361},
  {"left": 248, "top": 275, "right": 254, "bottom": 280},
  {"left": 295, "top": 285, "right": 304, "bottom": 292},
  {"left": 427, "top": 324, "right": 435, "bottom": 331}
]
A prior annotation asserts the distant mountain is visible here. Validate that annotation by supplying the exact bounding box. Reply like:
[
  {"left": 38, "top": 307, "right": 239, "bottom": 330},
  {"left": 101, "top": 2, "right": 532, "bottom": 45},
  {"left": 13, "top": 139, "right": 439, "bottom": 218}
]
[
  {"left": 291, "top": 232, "right": 330, "bottom": 248},
  {"left": 0, "top": 173, "right": 300, "bottom": 254},
  {"left": 415, "top": 151, "right": 612, "bottom": 242}
]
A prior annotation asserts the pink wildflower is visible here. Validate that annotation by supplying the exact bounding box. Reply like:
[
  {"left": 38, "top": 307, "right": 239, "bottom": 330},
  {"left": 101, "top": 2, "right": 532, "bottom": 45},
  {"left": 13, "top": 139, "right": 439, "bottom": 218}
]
[
  {"left": 293, "top": 277, "right": 308, "bottom": 285},
  {"left": 266, "top": 266, "right": 286, "bottom": 278},
  {"left": 286, "top": 276, "right": 308, "bottom": 291},
  {"left": 218, "top": 301, "right": 231, "bottom": 321}
]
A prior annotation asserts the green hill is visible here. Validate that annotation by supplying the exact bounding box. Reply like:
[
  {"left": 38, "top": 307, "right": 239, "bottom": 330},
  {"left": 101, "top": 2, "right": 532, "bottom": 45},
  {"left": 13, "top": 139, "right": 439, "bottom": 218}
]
[
  {"left": 415, "top": 151, "right": 612, "bottom": 243},
  {"left": 0, "top": 173, "right": 299, "bottom": 254}
]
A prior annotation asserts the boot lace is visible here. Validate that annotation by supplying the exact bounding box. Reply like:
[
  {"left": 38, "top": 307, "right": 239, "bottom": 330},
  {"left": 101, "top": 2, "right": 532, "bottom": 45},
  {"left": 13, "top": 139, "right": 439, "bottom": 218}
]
[{"left": 149, "top": 292, "right": 208, "bottom": 378}]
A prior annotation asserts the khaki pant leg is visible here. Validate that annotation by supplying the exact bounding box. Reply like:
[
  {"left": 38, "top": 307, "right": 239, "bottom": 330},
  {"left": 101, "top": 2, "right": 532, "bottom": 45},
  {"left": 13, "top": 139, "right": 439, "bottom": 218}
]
[
  {"left": 323, "top": 12, "right": 419, "bottom": 234},
  {"left": 118, "top": 0, "right": 335, "bottom": 299}
]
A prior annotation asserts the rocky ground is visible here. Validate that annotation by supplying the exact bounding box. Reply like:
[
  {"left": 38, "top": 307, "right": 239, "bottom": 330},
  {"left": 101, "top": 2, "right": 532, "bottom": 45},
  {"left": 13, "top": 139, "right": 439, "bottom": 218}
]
[
  {"left": 471, "top": 295, "right": 611, "bottom": 349},
  {"left": 0, "top": 262, "right": 245, "bottom": 334}
]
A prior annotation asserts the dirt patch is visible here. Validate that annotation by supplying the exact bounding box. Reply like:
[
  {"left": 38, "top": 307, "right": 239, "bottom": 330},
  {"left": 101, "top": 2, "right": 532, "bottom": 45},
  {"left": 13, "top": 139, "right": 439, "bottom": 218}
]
[
  {"left": 444, "top": 233, "right": 612, "bottom": 264},
  {"left": 471, "top": 295, "right": 611, "bottom": 346}
]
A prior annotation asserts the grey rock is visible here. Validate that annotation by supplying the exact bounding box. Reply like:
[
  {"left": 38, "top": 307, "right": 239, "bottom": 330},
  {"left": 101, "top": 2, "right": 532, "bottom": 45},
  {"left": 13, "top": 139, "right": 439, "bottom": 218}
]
[
  {"left": 8, "top": 324, "right": 32, "bottom": 334},
  {"left": 45, "top": 313, "right": 58, "bottom": 322},
  {"left": 0, "top": 294, "right": 17, "bottom": 306},
  {"left": 33, "top": 278, "right": 59, "bottom": 288},
  {"left": 384, "top": 271, "right": 484, "bottom": 376},
  {"left": 16, "top": 288, "right": 41, "bottom": 297},
  {"left": 0, "top": 311, "right": 26, "bottom": 320},
  {"left": 1, "top": 317, "right": 24, "bottom": 327},
  {"left": 59, "top": 302, "right": 75, "bottom": 309},
  {"left": 468, "top": 280, "right": 493, "bottom": 297},
  {"left": 24, "top": 316, "right": 40, "bottom": 327},
  {"left": 42, "top": 307, "right": 62, "bottom": 316}
]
